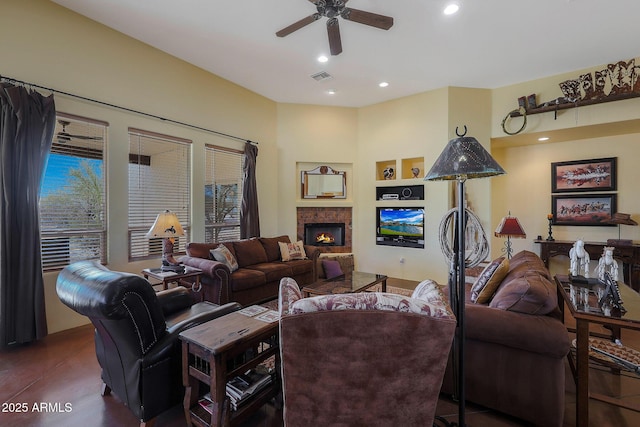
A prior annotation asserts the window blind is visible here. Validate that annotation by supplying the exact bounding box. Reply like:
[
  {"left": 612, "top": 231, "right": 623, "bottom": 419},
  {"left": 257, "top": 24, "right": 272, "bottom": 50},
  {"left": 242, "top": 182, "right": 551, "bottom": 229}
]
[
  {"left": 40, "top": 114, "right": 107, "bottom": 271},
  {"left": 128, "top": 129, "right": 191, "bottom": 261},
  {"left": 204, "top": 145, "right": 243, "bottom": 243}
]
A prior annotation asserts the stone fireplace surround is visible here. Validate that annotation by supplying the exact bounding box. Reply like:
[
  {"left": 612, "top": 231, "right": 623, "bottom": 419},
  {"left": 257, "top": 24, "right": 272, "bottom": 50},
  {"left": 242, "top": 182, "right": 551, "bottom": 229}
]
[{"left": 296, "top": 207, "right": 352, "bottom": 254}]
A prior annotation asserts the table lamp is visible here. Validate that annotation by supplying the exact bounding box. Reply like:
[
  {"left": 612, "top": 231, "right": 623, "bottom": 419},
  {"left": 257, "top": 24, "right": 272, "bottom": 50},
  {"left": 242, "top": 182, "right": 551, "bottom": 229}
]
[
  {"left": 425, "top": 128, "right": 505, "bottom": 427},
  {"left": 494, "top": 212, "right": 526, "bottom": 259},
  {"left": 145, "top": 210, "right": 185, "bottom": 269}
]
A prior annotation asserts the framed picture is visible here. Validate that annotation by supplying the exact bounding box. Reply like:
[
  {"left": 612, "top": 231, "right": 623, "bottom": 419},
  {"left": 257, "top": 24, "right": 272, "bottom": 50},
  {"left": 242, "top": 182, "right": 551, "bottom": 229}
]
[
  {"left": 551, "top": 194, "right": 617, "bottom": 226},
  {"left": 551, "top": 157, "right": 617, "bottom": 193}
]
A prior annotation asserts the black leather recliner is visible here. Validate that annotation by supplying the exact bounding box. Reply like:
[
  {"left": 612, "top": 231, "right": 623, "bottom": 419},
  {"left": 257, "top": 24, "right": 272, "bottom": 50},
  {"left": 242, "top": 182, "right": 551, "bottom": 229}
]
[{"left": 56, "top": 261, "right": 241, "bottom": 426}]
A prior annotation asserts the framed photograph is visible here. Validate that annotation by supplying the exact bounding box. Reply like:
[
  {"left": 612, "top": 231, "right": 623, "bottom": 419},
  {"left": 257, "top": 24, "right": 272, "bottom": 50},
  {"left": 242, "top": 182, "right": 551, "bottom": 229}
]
[
  {"left": 551, "top": 157, "right": 617, "bottom": 193},
  {"left": 551, "top": 194, "right": 617, "bottom": 226}
]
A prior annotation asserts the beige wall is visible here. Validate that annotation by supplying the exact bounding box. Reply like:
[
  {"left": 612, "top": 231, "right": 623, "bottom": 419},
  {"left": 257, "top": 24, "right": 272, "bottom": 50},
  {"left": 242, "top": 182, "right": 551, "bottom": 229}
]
[
  {"left": 276, "top": 103, "right": 358, "bottom": 240},
  {"left": 357, "top": 89, "right": 451, "bottom": 283},
  {"left": 4, "top": 1, "right": 640, "bottom": 333}
]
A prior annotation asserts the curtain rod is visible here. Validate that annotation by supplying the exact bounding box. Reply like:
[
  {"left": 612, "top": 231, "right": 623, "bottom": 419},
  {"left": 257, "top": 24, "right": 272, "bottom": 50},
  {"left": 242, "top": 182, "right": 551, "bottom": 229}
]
[{"left": 0, "top": 74, "right": 258, "bottom": 145}]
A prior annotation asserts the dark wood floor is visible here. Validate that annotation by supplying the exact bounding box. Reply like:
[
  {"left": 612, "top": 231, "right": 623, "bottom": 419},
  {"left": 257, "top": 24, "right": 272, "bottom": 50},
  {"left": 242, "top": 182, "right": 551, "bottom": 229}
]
[{"left": 2, "top": 322, "right": 640, "bottom": 427}]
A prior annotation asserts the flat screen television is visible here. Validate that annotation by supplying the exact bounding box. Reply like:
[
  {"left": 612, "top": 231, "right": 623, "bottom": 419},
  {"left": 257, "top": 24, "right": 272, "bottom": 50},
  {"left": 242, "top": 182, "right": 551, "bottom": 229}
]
[{"left": 376, "top": 207, "right": 425, "bottom": 248}]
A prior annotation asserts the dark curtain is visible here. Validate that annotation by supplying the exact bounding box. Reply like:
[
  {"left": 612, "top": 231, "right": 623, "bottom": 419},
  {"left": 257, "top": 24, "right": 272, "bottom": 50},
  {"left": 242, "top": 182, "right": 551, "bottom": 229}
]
[
  {"left": 0, "top": 83, "right": 56, "bottom": 348},
  {"left": 240, "top": 142, "right": 260, "bottom": 239}
]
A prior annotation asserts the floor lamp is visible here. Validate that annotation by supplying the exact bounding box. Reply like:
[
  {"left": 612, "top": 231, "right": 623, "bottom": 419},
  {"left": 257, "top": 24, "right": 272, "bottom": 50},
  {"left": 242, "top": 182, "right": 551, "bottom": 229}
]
[{"left": 425, "top": 129, "right": 505, "bottom": 427}]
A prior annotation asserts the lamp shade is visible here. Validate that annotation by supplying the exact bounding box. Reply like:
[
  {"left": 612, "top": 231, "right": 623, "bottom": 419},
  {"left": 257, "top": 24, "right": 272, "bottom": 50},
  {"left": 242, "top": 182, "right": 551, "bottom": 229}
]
[
  {"left": 424, "top": 136, "right": 506, "bottom": 181},
  {"left": 145, "top": 210, "right": 185, "bottom": 238},
  {"left": 495, "top": 215, "right": 527, "bottom": 238}
]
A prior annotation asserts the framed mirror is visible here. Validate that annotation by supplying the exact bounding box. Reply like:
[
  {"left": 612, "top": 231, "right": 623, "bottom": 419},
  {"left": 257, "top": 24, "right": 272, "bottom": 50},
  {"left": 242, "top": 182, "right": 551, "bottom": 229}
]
[{"left": 301, "top": 165, "right": 346, "bottom": 199}]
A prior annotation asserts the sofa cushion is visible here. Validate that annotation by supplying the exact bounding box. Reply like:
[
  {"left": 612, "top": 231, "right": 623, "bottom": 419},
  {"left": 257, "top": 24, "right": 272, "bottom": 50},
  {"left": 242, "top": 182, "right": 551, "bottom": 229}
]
[
  {"left": 186, "top": 242, "right": 219, "bottom": 259},
  {"left": 489, "top": 270, "right": 557, "bottom": 315},
  {"left": 260, "top": 235, "right": 291, "bottom": 262},
  {"left": 278, "top": 241, "right": 307, "bottom": 261},
  {"left": 322, "top": 259, "right": 344, "bottom": 279},
  {"left": 502, "top": 250, "right": 551, "bottom": 282},
  {"left": 287, "top": 259, "right": 315, "bottom": 276},
  {"left": 233, "top": 239, "right": 268, "bottom": 268},
  {"left": 229, "top": 268, "right": 267, "bottom": 292},
  {"left": 245, "top": 262, "right": 293, "bottom": 283},
  {"left": 210, "top": 244, "right": 239, "bottom": 272},
  {"left": 470, "top": 257, "right": 509, "bottom": 304}
]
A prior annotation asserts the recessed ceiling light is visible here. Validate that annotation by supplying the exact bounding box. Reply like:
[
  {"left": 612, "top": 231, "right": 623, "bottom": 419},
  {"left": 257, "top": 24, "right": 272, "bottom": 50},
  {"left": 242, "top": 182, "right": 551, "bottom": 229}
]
[
  {"left": 379, "top": 82, "right": 389, "bottom": 88},
  {"left": 317, "top": 55, "right": 329, "bottom": 63},
  {"left": 326, "top": 89, "right": 336, "bottom": 95},
  {"left": 538, "top": 137, "right": 549, "bottom": 142},
  {"left": 444, "top": 3, "right": 460, "bottom": 15}
]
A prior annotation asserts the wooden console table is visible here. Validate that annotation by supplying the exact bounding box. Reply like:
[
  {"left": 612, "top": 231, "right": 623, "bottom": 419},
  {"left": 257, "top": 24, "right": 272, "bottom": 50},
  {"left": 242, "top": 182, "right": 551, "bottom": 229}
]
[{"left": 535, "top": 239, "right": 640, "bottom": 292}]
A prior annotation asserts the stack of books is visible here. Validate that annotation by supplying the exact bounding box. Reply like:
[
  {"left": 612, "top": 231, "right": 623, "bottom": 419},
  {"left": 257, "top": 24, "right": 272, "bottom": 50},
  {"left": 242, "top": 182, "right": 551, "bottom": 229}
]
[
  {"left": 225, "top": 370, "right": 273, "bottom": 411},
  {"left": 197, "top": 369, "right": 273, "bottom": 414}
]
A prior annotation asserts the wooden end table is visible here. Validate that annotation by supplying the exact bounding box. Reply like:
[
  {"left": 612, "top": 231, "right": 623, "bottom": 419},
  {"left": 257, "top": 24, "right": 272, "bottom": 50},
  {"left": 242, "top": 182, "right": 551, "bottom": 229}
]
[
  {"left": 302, "top": 271, "right": 387, "bottom": 297},
  {"left": 179, "top": 310, "right": 280, "bottom": 427},
  {"left": 555, "top": 274, "right": 640, "bottom": 426},
  {"left": 142, "top": 266, "right": 203, "bottom": 293}
]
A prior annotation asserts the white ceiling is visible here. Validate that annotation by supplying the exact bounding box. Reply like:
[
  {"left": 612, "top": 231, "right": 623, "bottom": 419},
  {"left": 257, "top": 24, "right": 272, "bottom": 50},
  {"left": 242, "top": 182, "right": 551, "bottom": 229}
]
[{"left": 51, "top": 0, "right": 640, "bottom": 108}]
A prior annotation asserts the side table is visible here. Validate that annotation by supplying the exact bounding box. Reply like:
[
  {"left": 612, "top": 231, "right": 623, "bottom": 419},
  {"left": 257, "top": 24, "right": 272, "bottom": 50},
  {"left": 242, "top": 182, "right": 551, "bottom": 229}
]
[
  {"left": 142, "top": 266, "right": 203, "bottom": 293},
  {"left": 179, "top": 310, "right": 280, "bottom": 427},
  {"left": 555, "top": 274, "right": 640, "bottom": 426}
]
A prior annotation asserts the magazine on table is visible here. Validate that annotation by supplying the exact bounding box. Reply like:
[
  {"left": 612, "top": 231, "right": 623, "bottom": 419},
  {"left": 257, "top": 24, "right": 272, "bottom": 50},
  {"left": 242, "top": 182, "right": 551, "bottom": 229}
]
[
  {"left": 255, "top": 310, "right": 279, "bottom": 323},
  {"left": 238, "top": 304, "right": 269, "bottom": 317}
]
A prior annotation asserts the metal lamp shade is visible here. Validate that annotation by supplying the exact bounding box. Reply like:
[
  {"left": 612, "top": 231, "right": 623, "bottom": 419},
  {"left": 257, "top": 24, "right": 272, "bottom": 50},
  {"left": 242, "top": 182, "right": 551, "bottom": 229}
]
[{"left": 424, "top": 136, "right": 505, "bottom": 181}]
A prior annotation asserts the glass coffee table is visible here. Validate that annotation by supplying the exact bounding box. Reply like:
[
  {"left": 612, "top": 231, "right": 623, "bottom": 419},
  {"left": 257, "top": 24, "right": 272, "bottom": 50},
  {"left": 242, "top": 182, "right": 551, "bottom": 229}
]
[{"left": 302, "top": 271, "right": 387, "bottom": 297}]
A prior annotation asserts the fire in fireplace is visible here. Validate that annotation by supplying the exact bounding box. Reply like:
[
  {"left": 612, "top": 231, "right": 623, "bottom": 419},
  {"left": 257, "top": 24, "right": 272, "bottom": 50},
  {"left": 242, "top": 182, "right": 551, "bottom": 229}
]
[{"left": 304, "top": 223, "right": 345, "bottom": 246}]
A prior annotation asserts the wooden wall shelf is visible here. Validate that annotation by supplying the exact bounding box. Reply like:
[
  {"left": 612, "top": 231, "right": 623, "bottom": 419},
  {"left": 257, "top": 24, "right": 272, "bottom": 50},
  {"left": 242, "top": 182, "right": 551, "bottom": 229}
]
[{"left": 510, "top": 92, "right": 640, "bottom": 118}]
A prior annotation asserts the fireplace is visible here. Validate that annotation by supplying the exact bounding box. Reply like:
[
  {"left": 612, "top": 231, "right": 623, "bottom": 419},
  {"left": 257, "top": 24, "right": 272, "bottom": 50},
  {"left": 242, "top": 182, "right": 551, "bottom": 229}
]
[{"left": 304, "top": 223, "right": 346, "bottom": 247}]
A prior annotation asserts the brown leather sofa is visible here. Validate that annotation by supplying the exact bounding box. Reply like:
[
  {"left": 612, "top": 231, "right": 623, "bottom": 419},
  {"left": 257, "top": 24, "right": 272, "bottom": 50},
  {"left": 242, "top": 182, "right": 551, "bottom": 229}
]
[
  {"left": 442, "top": 250, "right": 571, "bottom": 427},
  {"left": 181, "top": 236, "right": 320, "bottom": 306}
]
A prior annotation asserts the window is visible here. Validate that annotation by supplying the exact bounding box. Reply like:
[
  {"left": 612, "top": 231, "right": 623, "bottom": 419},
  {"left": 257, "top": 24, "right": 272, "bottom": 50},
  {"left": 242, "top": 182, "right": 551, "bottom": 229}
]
[
  {"left": 39, "top": 114, "right": 107, "bottom": 271},
  {"left": 128, "top": 129, "right": 191, "bottom": 261},
  {"left": 204, "top": 145, "right": 243, "bottom": 243}
]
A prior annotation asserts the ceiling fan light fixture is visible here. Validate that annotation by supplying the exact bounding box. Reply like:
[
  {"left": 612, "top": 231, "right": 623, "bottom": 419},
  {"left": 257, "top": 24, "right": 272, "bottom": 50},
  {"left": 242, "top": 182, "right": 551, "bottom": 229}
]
[{"left": 276, "top": 0, "right": 393, "bottom": 55}]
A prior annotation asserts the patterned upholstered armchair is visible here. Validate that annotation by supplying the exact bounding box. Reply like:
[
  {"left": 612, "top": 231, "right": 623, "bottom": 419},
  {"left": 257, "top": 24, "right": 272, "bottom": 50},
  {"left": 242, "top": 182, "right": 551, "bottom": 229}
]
[{"left": 278, "top": 277, "right": 456, "bottom": 426}]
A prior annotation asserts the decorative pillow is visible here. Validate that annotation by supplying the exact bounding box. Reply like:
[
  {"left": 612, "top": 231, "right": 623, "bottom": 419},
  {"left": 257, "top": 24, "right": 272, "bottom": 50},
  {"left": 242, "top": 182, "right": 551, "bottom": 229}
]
[
  {"left": 489, "top": 270, "right": 557, "bottom": 315},
  {"left": 322, "top": 259, "right": 344, "bottom": 279},
  {"left": 278, "top": 241, "right": 307, "bottom": 261},
  {"left": 210, "top": 244, "right": 239, "bottom": 272},
  {"left": 470, "top": 257, "right": 509, "bottom": 304}
]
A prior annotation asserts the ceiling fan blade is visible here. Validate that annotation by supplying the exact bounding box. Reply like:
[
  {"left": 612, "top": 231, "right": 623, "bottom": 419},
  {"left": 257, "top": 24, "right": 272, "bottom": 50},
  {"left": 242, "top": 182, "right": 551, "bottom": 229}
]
[
  {"left": 327, "top": 18, "right": 342, "bottom": 55},
  {"left": 276, "top": 13, "right": 321, "bottom": 37},
  {"left": 341, "top": 7, "right": 394, "bottom": 30},
  {"left": 58, "top": 132, "right": 102, "bottom": 141}
]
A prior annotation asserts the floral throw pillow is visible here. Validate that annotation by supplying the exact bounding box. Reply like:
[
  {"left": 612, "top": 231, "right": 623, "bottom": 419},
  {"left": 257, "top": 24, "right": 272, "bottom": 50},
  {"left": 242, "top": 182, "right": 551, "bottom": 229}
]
[
  {"left": 278, "top": 241, "right": 307, "bottom": 261},
  {"left": 210, "top": 244, "right": 239, "bottom": 272}
]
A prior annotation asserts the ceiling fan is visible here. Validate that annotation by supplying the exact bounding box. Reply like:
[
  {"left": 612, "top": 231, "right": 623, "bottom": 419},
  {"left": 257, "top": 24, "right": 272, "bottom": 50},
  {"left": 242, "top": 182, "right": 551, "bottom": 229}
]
[
  {"left": 276, "top": 0, "right": 394, "bottom": 55},
  {"left": 56, "top": 120, "right": 103, "bottom": 143}
]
